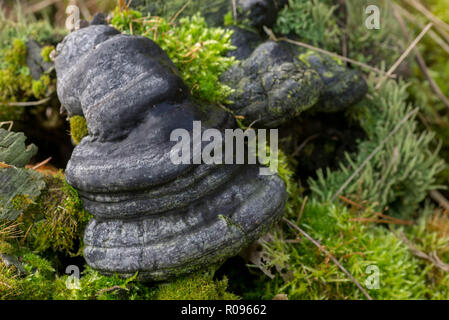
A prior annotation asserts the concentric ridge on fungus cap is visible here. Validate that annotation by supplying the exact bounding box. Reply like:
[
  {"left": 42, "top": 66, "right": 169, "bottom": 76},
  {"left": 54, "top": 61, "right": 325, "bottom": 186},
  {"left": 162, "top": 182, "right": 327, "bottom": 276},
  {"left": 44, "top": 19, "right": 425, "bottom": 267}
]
[{"left": 55, "top": 25, "right": 287, "bottom": 281}]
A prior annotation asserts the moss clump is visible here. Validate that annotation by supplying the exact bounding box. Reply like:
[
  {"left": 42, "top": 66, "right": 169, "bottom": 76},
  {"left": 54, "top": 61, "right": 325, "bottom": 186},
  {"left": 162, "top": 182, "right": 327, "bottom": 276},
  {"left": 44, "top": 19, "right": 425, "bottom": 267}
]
[
  {"left": 275, "top": 0, "right": 403, "bottom": 68},
  {"left": 40, "top": 45, "right": 54, "bottom": 63},
  {"left": 310, "top": 78, "right": 445, "bottom": 218},
  {"left": 0, "top": 39, "right": 33, "bottom": 120},
  {"left": 275, "top": 0, "right": 340, "bottom": 52},
  {"left": 0, "top": 9, "right": 62, "bottom": 122},
  {"left": 256, "top": 200, "right": 449, "bottom": 300},
  {"left": 0, "top": 253, "right": 155, "bottom": 300},
  {"left": 111, "top": 8, "right": 235, "bottom": 103},
  {"left": 17, "top": 172, "right": 91, "bottom": 256},
  {"left": 156, "top": 273, "right": 238, "bottom": 300},
  {"left": 69, "top": 115, "right": 88, "bottom": 145},
  {"left": 53, "top": 267, "right": 156, "bottom": 300},
  {"left": 31, "top": 74, "right": 51, "bottom": 99}
]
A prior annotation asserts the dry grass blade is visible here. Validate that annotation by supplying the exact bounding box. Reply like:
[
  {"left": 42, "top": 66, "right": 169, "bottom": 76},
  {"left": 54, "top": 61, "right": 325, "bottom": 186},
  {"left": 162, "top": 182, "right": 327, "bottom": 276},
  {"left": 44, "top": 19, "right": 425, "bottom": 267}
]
[
  {"left": 0, "top": 121, "right": 13, "bottom": 131},
  {"left": 393, "top": 6, "right": 449, "bottom": 109},
  {"left": 392, "top": 229, "right": 449, "bottom": 272},
  {"left": 262, "top": 27, "right": 396, "bottom": 78},
  {"left": 375, "top": 22, "right": 433, "bottom": 89},
  {"left": 96, "top": 285, "right": 129, "bottom": 296},
  {"left": 338, "top": 195, "right": 414, "bottom": 225},
  {"left": 0, "top": 221, "right": 23, "bottom": 240},
  {"left": 169, "top": 0, "right": 192, "bottom": 23},
  {"left": 6, "top": 96, "right": 52, "bottom": 107},
  {"left": 395, "top": 3, "right": 449, "bottom": 56},
  {"left": 24, "top": 0, "right": 60, "bottom": 14},
  {"left": 296, "top": 196, "right": 308, "bottom": 224},
  {"left": 429, "top": 190, "right": 449, "bottom": 213},
  {"left": 30, "top": 157, "right": 52, "bottom": 170},
  {"left": 282, "top": 217, "right": 373, "bottom": 300},
  {"left": 403, "top": 0, "right": 449, "bottom": 43},
  {"left": 0, "top": 162, "right": 12, "bottom": 168},
  {"left": 349, "top": 217, "right": 413, "bottom": 225}
]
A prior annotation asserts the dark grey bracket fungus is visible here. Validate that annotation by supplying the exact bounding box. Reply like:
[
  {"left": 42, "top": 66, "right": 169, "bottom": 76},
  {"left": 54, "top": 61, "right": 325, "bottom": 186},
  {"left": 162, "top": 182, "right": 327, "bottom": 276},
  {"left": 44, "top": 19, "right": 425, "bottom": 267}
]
[
  {"left": 221, "top": 27, "right": 368, "bottom": 127},
  {"left": 55, "top": 25, "right": 287, "bottom": 281},
  {"left": 221, "top": 40, "right": 324, "bottom": 127}
]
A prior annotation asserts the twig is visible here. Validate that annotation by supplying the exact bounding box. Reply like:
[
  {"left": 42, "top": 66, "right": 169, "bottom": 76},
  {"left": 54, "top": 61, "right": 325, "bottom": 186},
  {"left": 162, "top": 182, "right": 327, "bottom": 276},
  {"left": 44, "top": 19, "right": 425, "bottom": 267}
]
[
  {"left": 5, "top": 97, "right": 52, "bottom": 107},
  {"left": 232, "top": 0, "right": 237, "bottom": 20},
  {"left": 393, "top": 7, "right": 449, "bottom": 109},
  {"left": 0, "top": 121, "right": 13, "bottom": 131},
  {"left": 403, "top": 0, "right": 449, "bottom": 43},
  {"left": 0, "top": 281, "right": 13, "bottom": 290},
  {"left": 296, "top": 196, "right": 308, "bottom": 224},
  {"left": 78, "top": 0, "right": 92, "bottom": 20},
  {"left": 30, "top": 157, "right": 52, "bottom": 170},
  {"left": 330, "top": 108, "right": 419, "bottom": 202},
  {"left": 338, "top": 195, "right": 414, "bottom": 225},
  {"left": 24, "top": 0, "right": 60, "bottom": 14},
  {"left": 96, "top": 285, "right": 128, "bottom": 296},
  {"left": 169, "top": 0, "right": 192, "bottom": 23},
  {"left": 292, "top": 134, "right": 320, "bottom": 157},
  {"left": 349, "top": 217, "right": 413, "bottom": 225},
  {"left": 282, "top": 218, "right": 373, "bottom": 300},
  {"left": 392, "top": 229, "right": 449, "bottom": 272},
  {"left": 263, "top": 27, "right": 396, "bottom": 78},
  {"left": 375, "top": 23, "right": 433, "bottom": 90},
  {"left": 395, "top": 4, "right": 449, "bottom": 56},
  {"left": 430, "top": 190, "right": 449, "bottom": 212},
  {"left": 0, "top": 162, "right": 12, "bottom": 169}
]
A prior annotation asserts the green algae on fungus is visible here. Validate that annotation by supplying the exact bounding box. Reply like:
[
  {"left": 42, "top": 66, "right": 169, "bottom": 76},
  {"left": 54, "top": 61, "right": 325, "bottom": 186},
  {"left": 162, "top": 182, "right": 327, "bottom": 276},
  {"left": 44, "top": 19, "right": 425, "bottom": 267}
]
[{"left": 69, "top": 115, "right": 88, "bottom": 145}]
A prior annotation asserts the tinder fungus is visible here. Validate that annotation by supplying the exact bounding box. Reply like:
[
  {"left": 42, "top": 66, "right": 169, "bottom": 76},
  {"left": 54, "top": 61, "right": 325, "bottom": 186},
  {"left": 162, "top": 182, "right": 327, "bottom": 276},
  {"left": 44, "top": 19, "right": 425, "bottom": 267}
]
[
  {"left": 221, "top": 32, "right": 368, "bottom": 127},
  {"left": 55, "top": 25, "right": 287, "bottom": 281}
]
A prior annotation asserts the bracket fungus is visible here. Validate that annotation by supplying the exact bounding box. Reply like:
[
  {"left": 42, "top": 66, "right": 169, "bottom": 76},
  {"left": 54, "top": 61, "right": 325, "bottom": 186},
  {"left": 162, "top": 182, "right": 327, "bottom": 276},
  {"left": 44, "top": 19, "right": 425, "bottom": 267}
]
[
  {"left": 55, "top": 25, "right": 287, "bottom": 281},
  {"left": 221, "top": 27, "right": 368, "bottom": 127}
]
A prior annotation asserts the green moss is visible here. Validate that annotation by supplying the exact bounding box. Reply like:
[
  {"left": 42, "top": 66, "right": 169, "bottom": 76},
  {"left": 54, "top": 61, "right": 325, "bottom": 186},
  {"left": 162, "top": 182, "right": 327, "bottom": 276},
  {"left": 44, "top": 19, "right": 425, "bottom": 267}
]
[
  {"left": 276, "top": 0, "right": 403, "bottom": 68},
  {"left": 111, "top": 9, "right": 236, "bottom": 103},
  {"left": 11, "top": 194, "right": 32, "bottom": 211},
  {"left": 310, "top": 78, "right": 446, "bottom": 218},
  {"left": 69, "top": 115, "right": 88, "bottom": 145},
  {"left": 156, "top": 273, "right": 238, "bottom": 300},
  {"left": 275, "top": 0, "right": 341, "bottom": 52},
  {"left": 254, "top": 200, "right": 449, "bottom": 300},
  {"left": 1, "top": 255, "right": 237, "bottom": 300},
  {"left": 0, "top": 8, "right": 62, "bottom": 122},
  {"left": 40, "top": 45, "right": 54, "bottom": 63},
  {"left": 0, "top": 39, "right": 32, "bottom": 121},
  {"left": 18, "top": 173, "right": 91, "bottom": 256},
  {"left": 223, "top": 11, "right": 235, "bottom": 27},
  {"left": 53, "top": 267, "right": 156, "bottom": 300}
]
